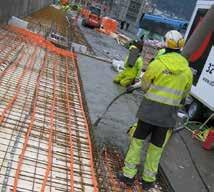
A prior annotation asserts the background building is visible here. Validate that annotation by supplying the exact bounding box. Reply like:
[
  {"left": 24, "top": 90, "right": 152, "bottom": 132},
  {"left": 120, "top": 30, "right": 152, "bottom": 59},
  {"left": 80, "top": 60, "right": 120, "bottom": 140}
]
[{"left": 110, "top": 0, "right": 154, "bottom": 31}]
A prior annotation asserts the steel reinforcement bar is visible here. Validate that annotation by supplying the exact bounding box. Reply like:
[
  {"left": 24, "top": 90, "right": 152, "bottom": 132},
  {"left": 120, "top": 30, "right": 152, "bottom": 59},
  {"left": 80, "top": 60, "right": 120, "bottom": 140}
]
[{"left": 0, "top": 27, "right": 98, "bottom": 191}]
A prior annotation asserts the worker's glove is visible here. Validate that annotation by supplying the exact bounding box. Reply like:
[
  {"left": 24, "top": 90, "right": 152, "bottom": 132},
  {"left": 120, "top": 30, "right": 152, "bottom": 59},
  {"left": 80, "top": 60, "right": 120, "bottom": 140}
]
[
  {"left": 127, "top": 123, "right": 137, "bottom": 139},
  {"left": 134, "top": 78, "right": 141, "bottom": 83},
  {"left": 126, "top": 86, "right": 140, "bottom": 94}
]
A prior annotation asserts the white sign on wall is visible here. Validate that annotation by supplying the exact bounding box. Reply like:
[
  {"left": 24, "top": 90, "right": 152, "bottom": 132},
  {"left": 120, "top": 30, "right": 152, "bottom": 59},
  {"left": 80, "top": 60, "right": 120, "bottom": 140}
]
[{"left": 191, "top": 47, "right": 214, "bottom": 111}]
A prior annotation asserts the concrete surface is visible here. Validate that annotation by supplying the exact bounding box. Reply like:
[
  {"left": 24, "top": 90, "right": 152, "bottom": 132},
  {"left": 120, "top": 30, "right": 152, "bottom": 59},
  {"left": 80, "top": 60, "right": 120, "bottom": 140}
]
[
  {"left": 77, "top": 54, "right": 142, "bottom": 152},
  {"left": 78, "top": 19, "right": 128, "bottom": 60},
  {"left": 0, "top": 0, "right": 52, "bottom": 23},
  {"left": 162, "top": 130, "right": 214, "bottom": 192}
]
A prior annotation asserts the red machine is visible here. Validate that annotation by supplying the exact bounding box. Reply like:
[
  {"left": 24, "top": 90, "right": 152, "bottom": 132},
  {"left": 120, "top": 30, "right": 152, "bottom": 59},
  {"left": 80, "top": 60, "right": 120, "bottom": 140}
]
[
  {"left": 82, "top": 6, "right": 101, "bottom": 28},
  {"left": 203, "top": 130, "right": 214, "bottom": 150},
  {"left": 60, "top": 0, "right": 68, "bottom": 5}
]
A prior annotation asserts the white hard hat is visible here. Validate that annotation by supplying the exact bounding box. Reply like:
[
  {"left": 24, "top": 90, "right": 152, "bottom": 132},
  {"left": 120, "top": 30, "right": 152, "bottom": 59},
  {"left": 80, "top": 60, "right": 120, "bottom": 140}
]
[{"left": 164, "top": 30, "right": 185, "bottom": 50}]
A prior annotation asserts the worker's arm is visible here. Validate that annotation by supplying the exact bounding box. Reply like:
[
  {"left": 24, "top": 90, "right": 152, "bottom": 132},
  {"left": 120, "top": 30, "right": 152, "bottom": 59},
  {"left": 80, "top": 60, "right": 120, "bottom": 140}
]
[
  {"left": 141, "top": 60, "right": 162, "bottom": 92},
  {"left": 135, "top": 57, "right": 144, "bottom": 79},
  {"left": 124, "top": 56, "right": 129, "bottom": 68},
  {"left": 183, "top": 71, "right": 193, "bottom": 98}
]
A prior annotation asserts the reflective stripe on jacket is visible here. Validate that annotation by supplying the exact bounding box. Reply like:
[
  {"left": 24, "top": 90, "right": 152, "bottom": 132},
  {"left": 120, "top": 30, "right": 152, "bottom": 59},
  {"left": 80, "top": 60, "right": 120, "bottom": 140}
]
[{"left": 143, "top": 52, "right": 193, "bottom": 106}]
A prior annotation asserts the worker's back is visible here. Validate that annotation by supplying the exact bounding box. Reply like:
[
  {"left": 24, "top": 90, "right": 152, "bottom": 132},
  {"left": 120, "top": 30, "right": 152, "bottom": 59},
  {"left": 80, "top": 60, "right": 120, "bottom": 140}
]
[
  {"left": 137, "top": 51, "right": 193, "bottom": 127},
  {"left": 144, "top": 52, "right": 193, "bottom": 106}
]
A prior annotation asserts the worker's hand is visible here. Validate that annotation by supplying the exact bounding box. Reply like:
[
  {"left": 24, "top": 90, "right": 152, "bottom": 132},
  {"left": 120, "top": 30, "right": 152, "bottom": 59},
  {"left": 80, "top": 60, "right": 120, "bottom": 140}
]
[
  {"left": 126, "top": 86, "right": 140, "bottom": 94},
  {"left": 126, "top": 86, "right": 135, "bottom": 93},
  {"left": 141, "top": 77, "right": 151, "bottom": 92},
  {"left": 134, "top": 78, "right": 141, "bottom": 83}
]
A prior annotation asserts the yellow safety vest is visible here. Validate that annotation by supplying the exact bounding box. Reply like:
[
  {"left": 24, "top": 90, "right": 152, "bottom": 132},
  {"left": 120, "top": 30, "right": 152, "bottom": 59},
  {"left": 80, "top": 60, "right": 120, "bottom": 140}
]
[{"left": 143, "top": 52, "right": 193, "bottom": 106}]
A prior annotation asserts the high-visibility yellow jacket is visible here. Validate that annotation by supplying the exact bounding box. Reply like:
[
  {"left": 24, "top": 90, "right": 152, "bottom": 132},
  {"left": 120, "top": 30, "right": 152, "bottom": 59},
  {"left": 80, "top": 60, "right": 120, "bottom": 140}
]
[
  {"left": 124, "top": 45, "right": 144, "bottom": 79},
  {"left": 142, "top": 52, "right": 193, "bottom": 106},
  {"left": 124, "top": 57, "right": 143, "bottom": 79}
]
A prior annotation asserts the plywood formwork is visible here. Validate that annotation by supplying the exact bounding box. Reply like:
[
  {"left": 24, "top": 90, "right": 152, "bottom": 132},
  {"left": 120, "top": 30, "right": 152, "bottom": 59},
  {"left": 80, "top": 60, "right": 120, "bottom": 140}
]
[{"left": 0, "top": 26, "right": 98, "bottom": 192}]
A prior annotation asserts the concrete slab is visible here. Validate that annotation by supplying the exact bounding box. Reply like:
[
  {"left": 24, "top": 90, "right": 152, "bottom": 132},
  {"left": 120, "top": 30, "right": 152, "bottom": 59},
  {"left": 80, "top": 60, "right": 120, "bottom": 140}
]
[
  {"left": 77, "top": 54, "right": 142, "bottom": 151},
  {"left": 8, "top": 16, "right": 28, "bottom": 29},
  {"left": 162, "top": 130, "right": 214, "bottom": 192}
]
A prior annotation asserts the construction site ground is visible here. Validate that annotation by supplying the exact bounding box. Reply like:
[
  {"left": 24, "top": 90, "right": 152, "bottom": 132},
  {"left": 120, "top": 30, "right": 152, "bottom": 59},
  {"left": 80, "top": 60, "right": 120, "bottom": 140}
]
[
  {"left": 78, "top": 20, "right": 128, "bottom": 60},
  {"left": 0, "top": 5, "right": 214, "bottom": 192}
]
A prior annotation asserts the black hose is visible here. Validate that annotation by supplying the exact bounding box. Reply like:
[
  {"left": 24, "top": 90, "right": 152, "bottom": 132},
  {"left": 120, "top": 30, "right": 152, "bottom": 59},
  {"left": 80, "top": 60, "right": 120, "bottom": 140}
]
[
  {"left": 93, "top": 91, "right": 127, "bottom": 127},
  {"left": 93, "top": 87, "right": 140, "bottom": 127}
]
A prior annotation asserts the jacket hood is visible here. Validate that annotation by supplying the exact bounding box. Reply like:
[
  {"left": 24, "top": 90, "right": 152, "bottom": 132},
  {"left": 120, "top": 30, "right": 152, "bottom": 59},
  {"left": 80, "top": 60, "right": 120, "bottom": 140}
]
[{"left": 158, "top": 53, "right": 189, "bottom": 74}]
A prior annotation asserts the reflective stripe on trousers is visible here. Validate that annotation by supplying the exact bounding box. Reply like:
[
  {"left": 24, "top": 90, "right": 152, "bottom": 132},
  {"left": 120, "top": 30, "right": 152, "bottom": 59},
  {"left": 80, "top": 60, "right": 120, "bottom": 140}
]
[
  {"left": 142, "top": 129, "right": 172, "bottom": 182},
  {"left": 122, "top": 130, "right": 172, "bottom": 182},
  {"left": 143, "top": 168, "right": 157, "bottom": 178},
  {"left": 122, "top": 138, "right": 143, "bottom": 178}
]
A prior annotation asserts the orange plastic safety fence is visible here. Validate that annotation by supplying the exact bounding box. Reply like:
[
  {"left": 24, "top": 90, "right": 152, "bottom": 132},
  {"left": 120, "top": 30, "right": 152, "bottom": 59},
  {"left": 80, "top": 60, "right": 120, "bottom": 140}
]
[
  {"left": 12, "top": 52, "right": 48, "bottom": 192},
  {"left": 40, "top": 60, "right": 57, "bottom": 192},
  {"left": 6, "top": 25, "right": 76, "bottom": 59},
  {"left": 101, "top": 17, "right": 118, "bottom": 34}
]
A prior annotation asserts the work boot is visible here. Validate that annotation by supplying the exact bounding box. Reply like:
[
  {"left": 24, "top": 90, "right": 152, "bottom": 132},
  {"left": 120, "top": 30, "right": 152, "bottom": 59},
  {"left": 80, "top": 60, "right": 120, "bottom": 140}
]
[
  {"left": 116, "top": 172, "right": 135, "bottom": 186},
  {"left": 141, "top": 180, "right": 154, "bottom": 191}
]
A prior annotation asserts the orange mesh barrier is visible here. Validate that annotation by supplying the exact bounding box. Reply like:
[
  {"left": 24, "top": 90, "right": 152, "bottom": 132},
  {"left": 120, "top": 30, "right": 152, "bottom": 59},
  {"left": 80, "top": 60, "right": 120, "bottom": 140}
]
[
  {"left": 60, "top": 0, "right": 68, "bottom": 5},
  {"left": 6, "top": 25, "right": 76, "bottom": 59},
  {"left": 0, "top": 26, "right": 99, "bottom": 191}
]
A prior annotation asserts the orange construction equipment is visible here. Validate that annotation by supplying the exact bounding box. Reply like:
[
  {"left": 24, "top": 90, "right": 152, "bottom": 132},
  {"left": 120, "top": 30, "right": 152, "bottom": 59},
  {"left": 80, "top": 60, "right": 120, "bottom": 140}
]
[
  {"left": 60, "top": 0, "right": 68, "bottom": 5},
  {"left": 80, "top": 8, "right": 90, "bottom": 18},
  {"left": 203, "top": 129, "right": 214, "bottom": 150},
  {"left": 100, "top": 17, "right": 118, "bottom": 34},
  {"left": 81, "top": 6, "right": 101, "bottom": 28}
]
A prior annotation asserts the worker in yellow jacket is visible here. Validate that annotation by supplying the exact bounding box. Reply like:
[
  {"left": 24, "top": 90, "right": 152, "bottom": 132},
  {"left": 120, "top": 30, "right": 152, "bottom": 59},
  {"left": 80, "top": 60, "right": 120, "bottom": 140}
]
[
  {"left": 117, "top": 30, "right": 193, "bottom": 191},
  {"left": 113, "top": 42, "right": 144, "bottom": 87}
]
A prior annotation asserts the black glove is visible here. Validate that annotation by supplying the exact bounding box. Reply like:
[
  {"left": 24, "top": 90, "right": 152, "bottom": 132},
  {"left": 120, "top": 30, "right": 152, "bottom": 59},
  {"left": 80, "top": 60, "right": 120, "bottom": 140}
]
[
  {"left": 134, "top": 78, "right": 141, "bottom": 83},
  {"left": 126, "top": 86, "right": 140, "bottom": 94}
]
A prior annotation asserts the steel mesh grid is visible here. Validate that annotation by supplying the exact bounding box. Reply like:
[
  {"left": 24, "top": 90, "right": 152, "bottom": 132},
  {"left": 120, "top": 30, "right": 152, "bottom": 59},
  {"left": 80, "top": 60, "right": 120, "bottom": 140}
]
[{"left": 0, "top": 27, "right": 98, "bottom": 192}]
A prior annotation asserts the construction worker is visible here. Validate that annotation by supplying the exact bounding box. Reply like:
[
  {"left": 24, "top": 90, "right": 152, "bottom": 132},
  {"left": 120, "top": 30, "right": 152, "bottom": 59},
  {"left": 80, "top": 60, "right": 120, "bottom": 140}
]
[
  {"left": 117, "top": 30, "right": 193, "bottom": 191},
  {"left": 113, "top": 41, "right": 144, "bottom": 87}
]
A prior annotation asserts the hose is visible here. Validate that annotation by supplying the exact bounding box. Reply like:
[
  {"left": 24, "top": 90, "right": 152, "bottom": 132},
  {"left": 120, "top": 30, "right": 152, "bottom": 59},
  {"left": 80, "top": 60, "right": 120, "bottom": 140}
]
[{"left": 93, "top": 87, "right": 140, "bottom": 127}]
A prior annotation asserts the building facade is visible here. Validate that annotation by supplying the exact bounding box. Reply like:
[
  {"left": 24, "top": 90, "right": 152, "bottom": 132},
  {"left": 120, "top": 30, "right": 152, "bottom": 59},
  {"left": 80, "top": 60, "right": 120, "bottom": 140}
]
[{"left": 111, "top": 0, "right": 153, "bottom": 30}]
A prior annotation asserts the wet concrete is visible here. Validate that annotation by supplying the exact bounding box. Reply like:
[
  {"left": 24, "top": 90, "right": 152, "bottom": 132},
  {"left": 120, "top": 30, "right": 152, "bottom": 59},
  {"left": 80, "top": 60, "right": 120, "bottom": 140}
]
[
  {"left": 77, "top": 54, "right": 142, "bottom": 152},
  {"left": 78, "top": 53, "right": 214, "bottom": 192}
]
